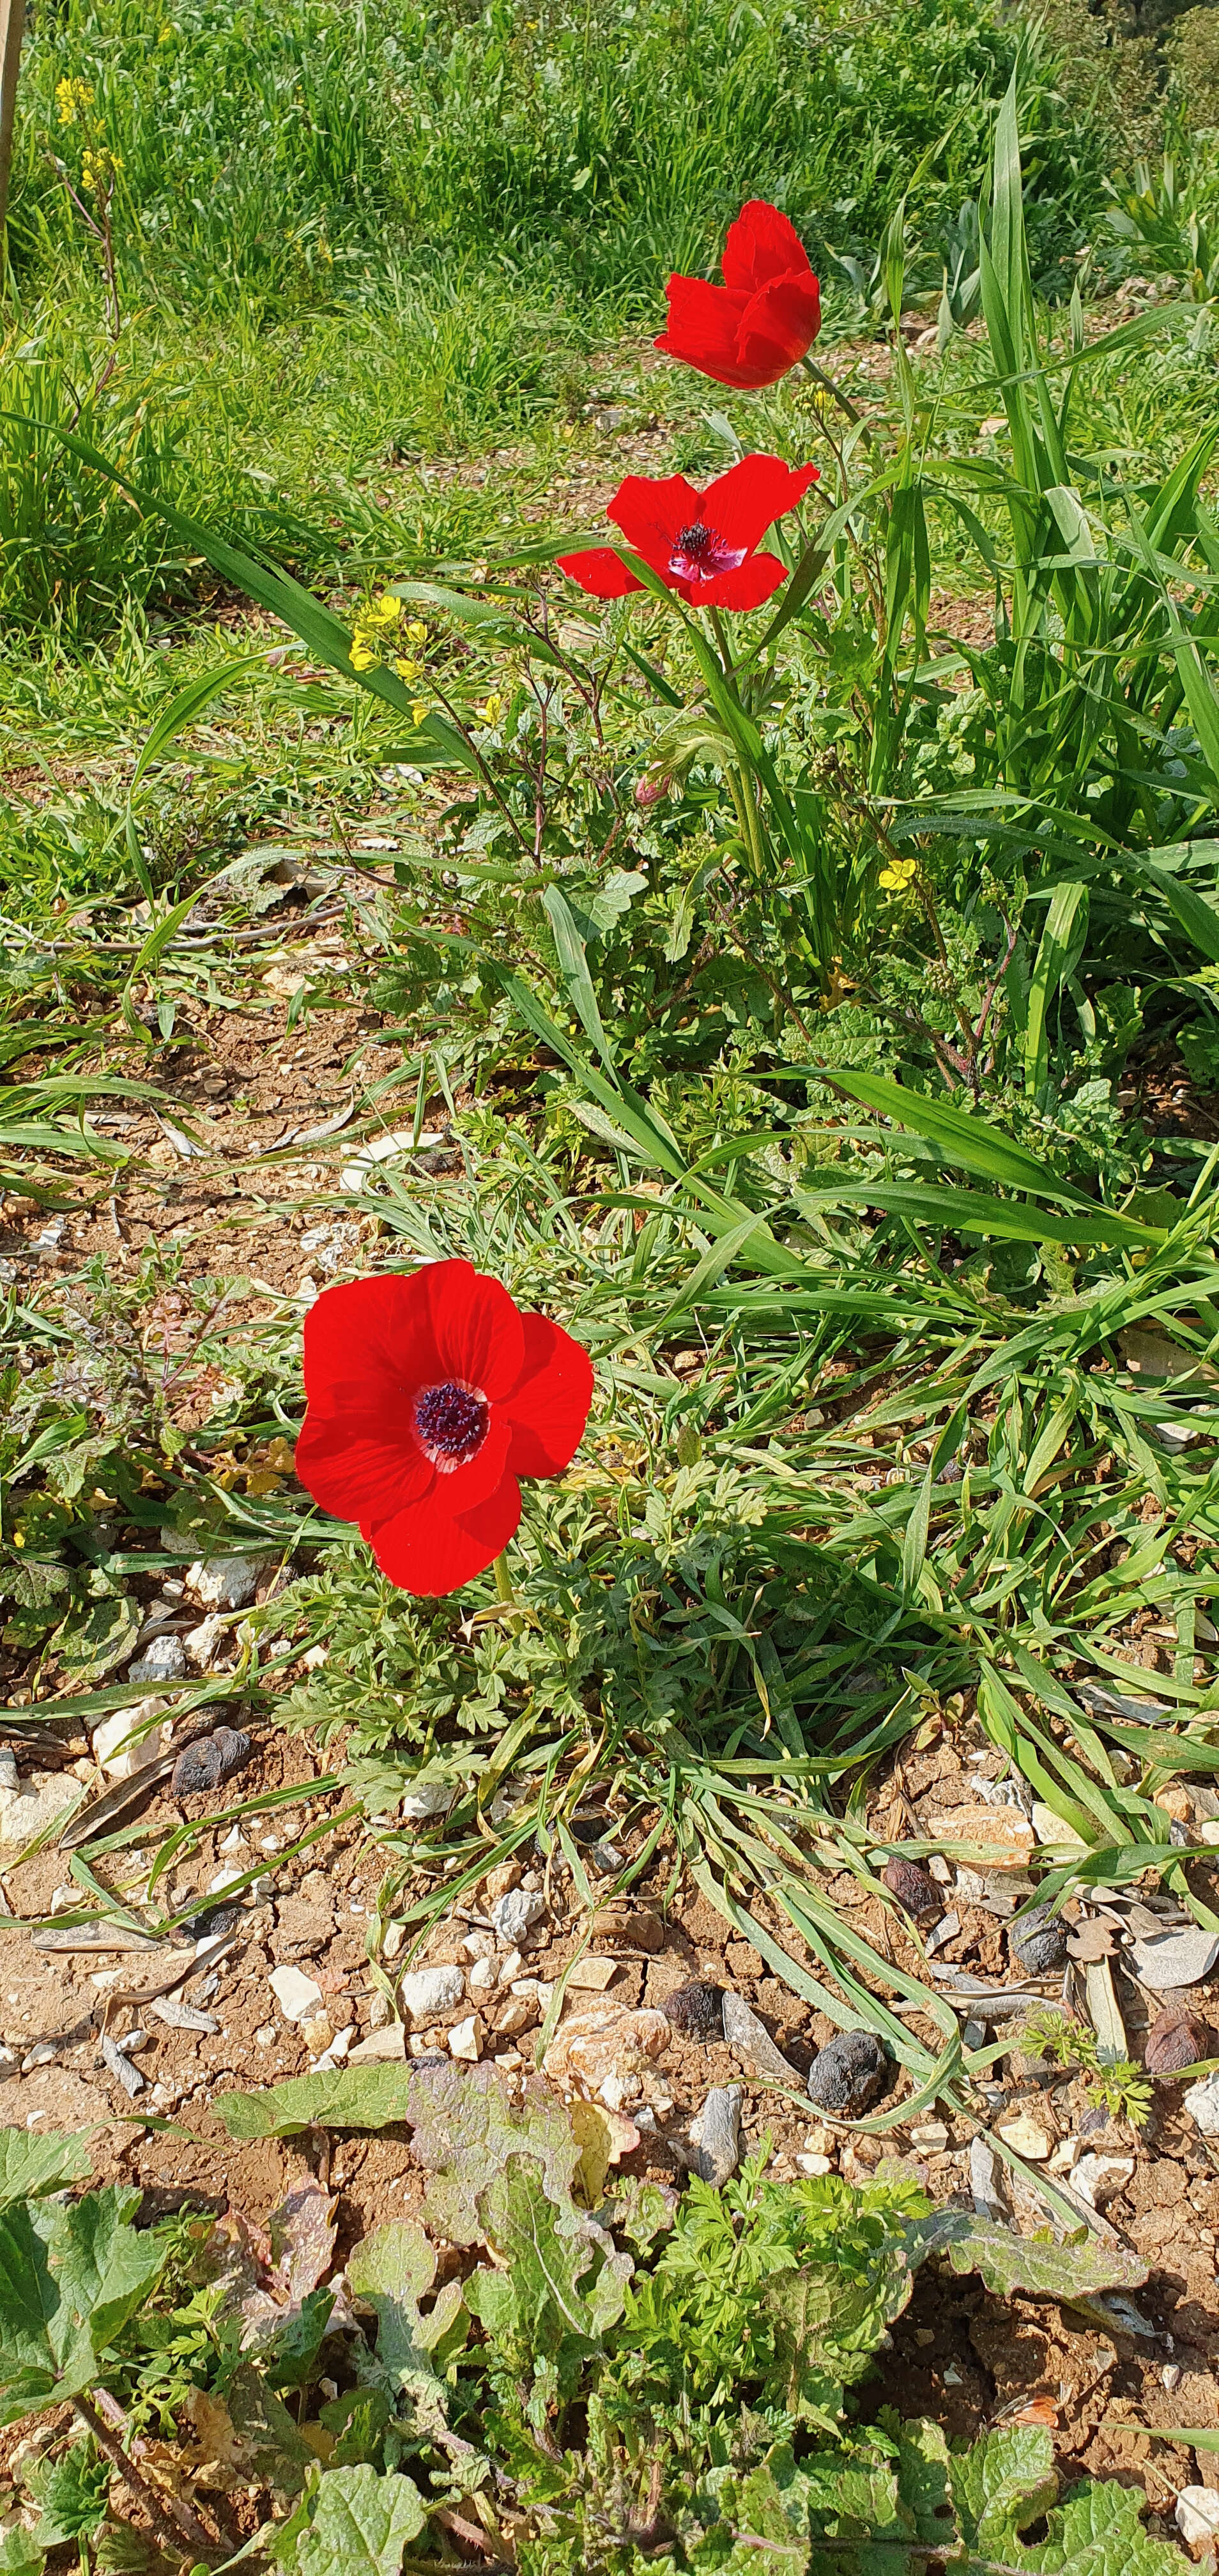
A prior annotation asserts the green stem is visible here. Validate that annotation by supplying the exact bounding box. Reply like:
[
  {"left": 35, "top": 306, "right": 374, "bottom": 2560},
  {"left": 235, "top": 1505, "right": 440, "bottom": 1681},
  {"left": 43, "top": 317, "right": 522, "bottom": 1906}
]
[
  {"left": 799, "top": 350, "right": 864, "bottom": 427},
  {"left": 492, "top": 1550, "right": 518, "bottom": 1608}
]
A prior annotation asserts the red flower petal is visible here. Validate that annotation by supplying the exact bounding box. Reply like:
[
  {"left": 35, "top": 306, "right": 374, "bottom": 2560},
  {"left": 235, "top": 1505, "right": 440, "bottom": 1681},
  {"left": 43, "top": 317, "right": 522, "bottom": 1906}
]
[
  {"left": 295, "top": 1406, "right": 434, "bottom": 1526},
  {"left": 699, "top": 551, "right": 790, "bottom": 610},
  {"left": 369, "top": 1471, "right": 523, "bottom": 1595},
  {"left": 557, "top": 548, "right": 644, "bottom": 600},
  {"left": 721, "top": 199, "right": 814, "bottom": 296},
  {"left": 608, "top": 472, "right": 702, "bottom": 567},
  {"left": 502, "top": 1312, "right": 594, "bottom": 1478},
  {"left": 302, "top": 1272, "right": 440, "bottom": 1410},
  {"left": 736, "top": 272, "right": 822, "bottom": 378},
  {"left": 654, "top": 274, "right": 755, "bottom": 388},
  {"left": 417, "top": 1259, "right": 524, "bottom": 1400},
  {"left": 700, "top": 454, "right": 820, "bottom": 554}
]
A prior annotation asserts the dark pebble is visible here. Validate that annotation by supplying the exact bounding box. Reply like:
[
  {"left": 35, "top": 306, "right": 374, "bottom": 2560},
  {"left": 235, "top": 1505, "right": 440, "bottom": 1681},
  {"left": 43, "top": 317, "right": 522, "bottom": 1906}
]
[
  {"left": 882, "top": 1856, "right": 940, "bottom": 1919},
  {"left": 663, "top": 1981, "right": 724, "bottom": 2041},
  {"left": 1145, "top": 2005, "right": 1209, "bottom": 2079},
  {"left": 171, "top": 1725, "right": 252, "bottom": 1798},
  {"left": 1008, "top": 1906, "right": 1068, "bottom": 1976},
  {"left": 806, "top": 2029, "right": 887, "bottom": 2115},
  {"left": 183, "top": 1900, "right": 243, "bottom": 1942}
]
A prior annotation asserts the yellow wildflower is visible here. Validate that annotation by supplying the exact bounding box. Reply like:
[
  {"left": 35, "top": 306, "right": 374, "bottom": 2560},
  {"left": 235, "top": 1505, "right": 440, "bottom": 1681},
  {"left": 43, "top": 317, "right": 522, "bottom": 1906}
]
[
  {"left": 405, "top": 619, "right": 427, "bottom": 642},
  {"left": 369, "top": 591, "right": 401, "bottom": 626},
  {"left": 349, "top": 638, "right": 376, "bottom": 671},
  {"left": 878, "top": 855, "right": 917, "bottom": 895},
  {"left": 56, "top": 75, "right": 94, "bottom": 125},
  {"left": 481, "top": 693, "right": 505, "bottom": 723},
  {"left": 394, "top": 656, "right": 422, "bottom": 683},
  {"left": 411, "top": 700, "right": 429, "bottom": 726}
]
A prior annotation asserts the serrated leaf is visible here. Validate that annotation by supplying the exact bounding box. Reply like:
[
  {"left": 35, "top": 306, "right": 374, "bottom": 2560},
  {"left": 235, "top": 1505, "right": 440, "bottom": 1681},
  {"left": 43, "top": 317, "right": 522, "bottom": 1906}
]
[
  {"left": 1011, "top": 2472, "right": 1190, "bottom": 2573},
  {"left": 0, "top": 2129, "right": 95, "bottom": 2207},
  {"left": 908, "top": 2209, "right": 1147, "bottom": 2301},
  {"left": 345, "top": 2219, "right": 466, "bottom": 2431},
  {"left": 464, "top": 2161, "right": 632, "bottom": 2399},
  {"left": 0, "top": 2187, "right": 166, "bottom": 2422},
  {"left": 762, "top": 2243, "right": 915, "bottom": 2424},
  {"left": 211, "top": 2066, "right": 413, "bottom": 2138},
  {"left": 949, "top": 2424, "right": 1059, "bottom": 2556},
  {"left": 293, "top": 2466, "right": 427, "bottom": 2576},
  {"left": 56, "top": 1583, "right": 142, "bottom": 1682}
]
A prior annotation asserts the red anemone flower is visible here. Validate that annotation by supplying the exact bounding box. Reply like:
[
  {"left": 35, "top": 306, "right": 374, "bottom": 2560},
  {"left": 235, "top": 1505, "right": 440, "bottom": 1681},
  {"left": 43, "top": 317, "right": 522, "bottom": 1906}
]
[
  {"left": 656, "top": 200, "right": 822, "bottom": 390},
  {"left": 295, "top": 1261, "right": 594, "bottom": 1596},
  {"left": 557, "top": 453, "right": 818, "bottom": 611}
]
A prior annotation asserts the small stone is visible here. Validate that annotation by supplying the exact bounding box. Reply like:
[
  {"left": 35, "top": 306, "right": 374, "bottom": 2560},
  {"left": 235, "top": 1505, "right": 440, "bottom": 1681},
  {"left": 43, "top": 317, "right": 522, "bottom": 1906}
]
[
  {"left": 688, "top": 2085, "right": 742, "bottom": 2186},
  {"left": 802, "top": 2123, "right": 832, "bottom": 2156},
  {"left": 591, "top": 1906, "right": 664, "bottom": 1952},
  {"left": 171, "top": 1726, "right": 252, "bottom": 1798},
  {"left": 1176, "top": 2490, "right": 1219, "bottom": 2548},
  {"left": 254, "top": 2022, "right": 277, "bottom": 2047},
  {"left": 183, "top": 1614, "right": 227, "bottom": 1671},
  {"left": 312, "top": 2024, "right": 351, "bottom": 2069},
  {"left": 1183, "top": 2069, "right": 1219, "bottom": 2136},
  {"left": 928, "top": 1857, "right": 953, "bottom": 1883},
  {"left": 1046, "top": 2138, "right": 1079, "bottom": 2174},
  {"left": 882, "top": 1857, "right": 940, "bottom": 1918},
  {"left": 806, "top": 2030, "right": 887, "bottom": 2115},
  {"left": 399, "top": 1779, "right": 452, "bottom": 1820},
  {"left": 368, "top": 1992, "right": 392, "bottom": 2028},
  {"left": 0, "top": 1769, "right": 85, "bottom": 1846},
  {"left": 1008, "top": 1906, "right": 1068, "bottom": 1975},
  {"left": 1145, "top": 2005, "right": 1209, "bottom": 2079},
  {"left": 186, "top": 1554, "right": 266, "bottom": 1611},
  {"left": 468, "top": 1956, "right": 497, "bottom": 1994},
  {"left": 489, "top": 1888, "right": 545, "bottom": 1945},
  {"left": 21, "top": 2043, "right": 57, "bottom": 2073},
  {"left": 995, "top": 2113, "right": 1051, "bottom": 2161},
  {"left": 448, "top": 2014, "right": 482, "bottom": 2062},
  {"left": 969, "top": 2138, "right": 1008, "bottom": 2220},
  {"left": 90, "top": 1707, "right": 171, "bottom": 1783},
  {"left": 383, "top": 1923, "right": 406, "bottom": 1961},
  {"left": 398, "top": 1964, "right": 464, "bottom": 2024},
  {"left": 663, "top": 1982, "right": 724, "bottom": 2041},
  {"left": 1162, "top": 2363, "right": 1183, "bottom": 2392},
  {"left": 301, "top": 2014, "right": 334, "bottom": 2053},
  {"left": 497, "top": 1947, "right": 524, "bottom": 1986},
  {"left": 723, "top": 1990, "right": 799, "bottom": 2085},
  {"left": 127, "top": 1631, "right": 187, "bottom": 1685},
  {"left": 567, "top": 1958, "right": 620, "bottom": 1992},
  {"left": 908, "top": 2121, "right": 950, "bottom": 2152},
  {"left": 496, "top": 1995, "right": 539, "bottom": 2039},
  {"left": 1130, "top": 1926, "right": 1219, "bottom": 1989},
  {"left": 1071, "top": 2152, "right": 1135, "bottom": 2209},
  {"left": 924, "top": 1807, "right": 1035, "bottom": 1866},
  {"left": 460, "top": 1931, "right": 495, "bottom": 1961},
  {"left": 348, "top": 2023, "right": 406, "bottom": 2062},
  {"left": 482, "top": 1860, "right": 521, "bottom": 1904},
  {"left": 796, "top": 2152, "right": 833, "bottom": 2176},
  {"left": 269, "top": 1965, "right": 323, "bottom": 2023}
]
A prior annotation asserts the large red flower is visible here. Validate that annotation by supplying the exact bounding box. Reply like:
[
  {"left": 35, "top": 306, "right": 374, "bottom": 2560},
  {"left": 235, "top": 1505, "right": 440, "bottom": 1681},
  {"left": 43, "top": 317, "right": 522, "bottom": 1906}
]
[
  {"left": 295, "top": 1262, "right": 594, "bottom": 1596},
  {"left": 656, "top": 200, "right": 822, "bottom": 390},
  {"left": 557, "top": 453, "right": 818, "bottom": 610}
]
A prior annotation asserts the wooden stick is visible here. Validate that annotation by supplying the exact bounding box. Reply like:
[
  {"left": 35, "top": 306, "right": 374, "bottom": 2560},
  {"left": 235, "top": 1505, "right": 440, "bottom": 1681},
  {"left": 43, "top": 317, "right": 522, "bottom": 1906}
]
[{"left": 0, "top": 0, "right": 25, "bottom": 277}]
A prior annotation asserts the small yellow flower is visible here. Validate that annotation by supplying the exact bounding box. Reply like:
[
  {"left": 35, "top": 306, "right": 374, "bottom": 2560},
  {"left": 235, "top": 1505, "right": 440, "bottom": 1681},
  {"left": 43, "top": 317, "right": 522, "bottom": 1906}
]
[
  {"left": 394, "top": 656, "right": 422, "bottom": 683},
  {"left": 481, "top": 693, "right": 505, "bottom": 723},
  {"left": 349, "top": 638, "right": 376, "bottom": 671},
  {"left": 405, "top": 619, "right": 427, "bottom": 642},
  {"left": 878, "top": 855, "right": 917, "bottom": 895},
  {"left": 411, "top": 700, "right": 429, "bottom": 726},
  {"left": 56, "top": 75, "right": 94, "bottom": 126},
  {"left": 81, "top": 144, "right": 119, "bottom": 191},
  {"left": 370, "top": 591, "right": 401, "bottom": 626}
]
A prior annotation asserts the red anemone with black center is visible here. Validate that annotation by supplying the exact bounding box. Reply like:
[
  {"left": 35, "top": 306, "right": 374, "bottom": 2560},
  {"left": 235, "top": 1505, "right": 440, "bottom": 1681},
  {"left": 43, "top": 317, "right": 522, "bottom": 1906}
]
[
  {"left": 557, "top": 453, "right": 818, "bottom": 610},
  {"left": 656, "top": 199, "right": 822, "bottom": 390},
  {"left": 294, "top": 1261, "right": 594, "bottom": 1595}
]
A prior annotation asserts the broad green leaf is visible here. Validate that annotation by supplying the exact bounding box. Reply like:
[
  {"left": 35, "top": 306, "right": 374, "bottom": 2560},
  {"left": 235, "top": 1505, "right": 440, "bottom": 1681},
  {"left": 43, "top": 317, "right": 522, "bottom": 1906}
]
[
  {"left": 948, "top": 2423, "right": 1059, "bottom": 2557},
  {"left": 0, "top": 2187, "right": 166, "bottom": 2422},
  {"left": 345, "top": 2219, "right": 466, "bottom": 2426},
  {"left": 0, "top": 2131, "right": 95, "bottom": 2207},
  {"left": 1011, "top": 2471, "right": 1193, "bottom": 2574},
  {"left": 907, "top": 2209, "right": 1147, "bottom": 2302},
  {"left": 464, "top": 2161, "right": 632, "bottom": 2392},
  {"left": 294, "top": 2467, "right": 426, "bottom": 2576},
  {"left": 212, "top": 2067, "right": 413, "bottom": 2137}
]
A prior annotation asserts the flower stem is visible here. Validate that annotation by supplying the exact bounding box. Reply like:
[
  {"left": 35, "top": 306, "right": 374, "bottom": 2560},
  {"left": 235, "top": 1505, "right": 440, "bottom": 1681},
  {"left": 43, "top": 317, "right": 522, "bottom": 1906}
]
[
  {"left": 492, "top": 1551, "right": 518, "bottom": 1609},
  {"left": 799, "top": 351, "right": 864, "bottom": 427}
]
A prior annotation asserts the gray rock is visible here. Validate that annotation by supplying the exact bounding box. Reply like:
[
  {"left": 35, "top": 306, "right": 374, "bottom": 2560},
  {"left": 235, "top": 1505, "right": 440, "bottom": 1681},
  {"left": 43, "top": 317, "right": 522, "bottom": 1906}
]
[
  {"left": 805, "top": 2030, "right": 887, "bottom": 2115},
  {"left": 969, "top": 2137, "right": 1009, "bottom": 2221},
  {"left": 663, "top": 1981, "right": 724, "bottom": 2040},
  {"left": 1130, "top": 1926, "right": 1219, "bottom": 1989},
  {"left": 1008, "top": 1905, "right": 1068, "bottom": 1975},
  {"left": 689, "top": 2085, "right": 742, "bottom": 2186},
  {"left": 1176, "top": 2489, "right": 1219, "bottom": 2547},
  {"left": 489, "top": 1888, "right": 546, "bottom": 1945},
  {"left": 1184, "top": 2069, "right": 1219, "bottom": 2136},
  {"left": 721, "top": 1990, "right": 799, "bottom": 2086},
  {"left": 397, "top": 1963, "right": 465, "bottom": 2024},
  {"left": 128, "top": 1632, "right": 187, "bottom": 1685},
  {"left": 186, "top": 1554, "right": 267, "bottom": 1611}
]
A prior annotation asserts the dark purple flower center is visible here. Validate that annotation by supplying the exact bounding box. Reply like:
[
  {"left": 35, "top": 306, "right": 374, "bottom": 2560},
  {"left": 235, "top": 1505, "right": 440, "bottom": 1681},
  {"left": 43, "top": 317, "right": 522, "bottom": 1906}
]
[
  {"left": 668, "top": 519, "right": 748, "bottom": 585},
  {"left": 413, "top": 1379, "right": 488, "bottom": 1468}
]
